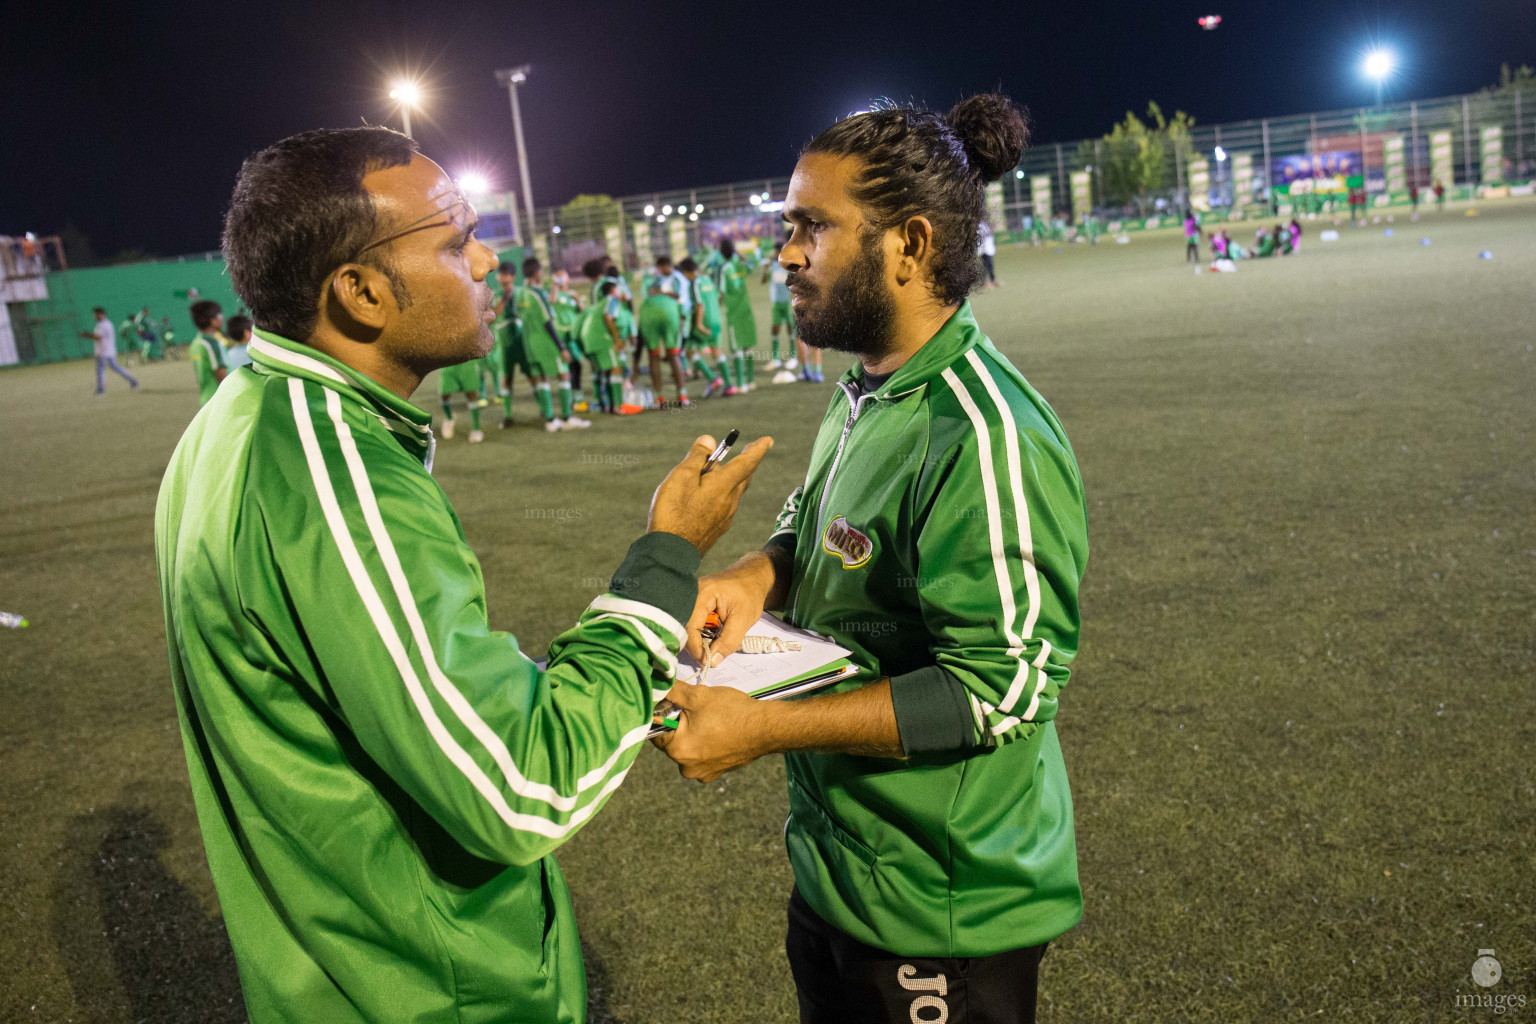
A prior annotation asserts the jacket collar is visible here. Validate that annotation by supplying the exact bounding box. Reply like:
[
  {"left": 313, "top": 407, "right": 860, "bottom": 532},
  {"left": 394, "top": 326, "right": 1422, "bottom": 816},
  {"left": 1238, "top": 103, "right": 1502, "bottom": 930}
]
[
  {"left": 840, "top": 301, "right": 983, "bottom": 400},
  {"left": 248, "top": 329, "right": 436, "bottom": 468}
]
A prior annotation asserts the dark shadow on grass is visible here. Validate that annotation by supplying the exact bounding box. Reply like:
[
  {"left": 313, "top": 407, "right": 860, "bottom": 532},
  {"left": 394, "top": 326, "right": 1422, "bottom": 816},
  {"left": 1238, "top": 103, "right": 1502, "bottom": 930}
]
[
  {"left": 584, "top": 939, "right": 630, "bottom": 1024},
  {"left": 51, "top": 805, "right": 246, "bottom": 1023}
]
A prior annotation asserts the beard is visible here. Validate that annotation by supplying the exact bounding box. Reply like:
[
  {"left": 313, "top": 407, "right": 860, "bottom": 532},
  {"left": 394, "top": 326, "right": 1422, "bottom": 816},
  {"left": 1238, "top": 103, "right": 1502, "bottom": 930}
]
[{"left": 789, "top": 238, "right": 896, "bottom": 360}]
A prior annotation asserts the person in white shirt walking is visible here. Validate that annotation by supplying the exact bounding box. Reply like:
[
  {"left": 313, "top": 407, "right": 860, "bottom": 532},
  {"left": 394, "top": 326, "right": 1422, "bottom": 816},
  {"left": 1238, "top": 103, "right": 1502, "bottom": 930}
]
[
  {"left": 79, "top": 307, "right": 139, "bottom": 394},
  {"left": 977, "top": 220, "right": 999, "bottom": 287}
]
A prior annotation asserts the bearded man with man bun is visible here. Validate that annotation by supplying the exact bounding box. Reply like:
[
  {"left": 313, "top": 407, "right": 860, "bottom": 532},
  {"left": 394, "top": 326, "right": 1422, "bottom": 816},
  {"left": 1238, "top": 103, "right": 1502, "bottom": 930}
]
[{"left": 657, "top": 93, "right": 1089, "bottom": 1024}]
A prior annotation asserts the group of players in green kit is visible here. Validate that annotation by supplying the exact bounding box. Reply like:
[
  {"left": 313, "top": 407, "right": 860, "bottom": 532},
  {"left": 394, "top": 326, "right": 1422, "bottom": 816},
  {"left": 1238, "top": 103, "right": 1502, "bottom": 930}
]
[{"left": 436, "top": 235, "right": 821, "bottom": 440}]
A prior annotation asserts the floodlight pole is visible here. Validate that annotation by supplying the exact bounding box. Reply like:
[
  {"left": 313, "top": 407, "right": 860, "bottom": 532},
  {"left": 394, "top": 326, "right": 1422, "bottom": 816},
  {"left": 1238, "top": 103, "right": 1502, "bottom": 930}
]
[{"left": 495, "top": 66, "right": 536, "bottom": 228}]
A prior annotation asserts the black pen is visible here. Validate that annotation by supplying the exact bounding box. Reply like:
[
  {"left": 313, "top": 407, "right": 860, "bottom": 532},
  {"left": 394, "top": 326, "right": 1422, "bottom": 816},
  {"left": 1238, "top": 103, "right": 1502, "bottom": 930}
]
[{"left": 700, "top": 429, "right": 740, "bottom": 477}]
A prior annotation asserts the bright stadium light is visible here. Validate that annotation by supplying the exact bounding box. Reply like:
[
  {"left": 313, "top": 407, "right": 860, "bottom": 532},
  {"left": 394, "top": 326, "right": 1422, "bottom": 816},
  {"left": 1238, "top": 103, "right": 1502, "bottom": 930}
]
[
  {"left": 689, "top": 212, "right": 699, "bottom": 222},
  {"left": 750, "top": 194, "right": 762, "bottom": 206},
  {"left": 694, "top": 203, "right": 704, "bottom": 213},
  {"left": 1363, "top": 48, "right": 1396, "bottom": 106},
  {"left": 551, "top": 225, "right": 561, "bottom": 234},
  {"left": 643, "top": 204, "right": 655, "bottom": 216},
  {"left": 662, "top": 204, "right": 673, "bottom": 215},
  {"left": 456, "top": 173, "right": 491, "bottom": 195},
  {"left": 1015, "top": 170, "right": 1025, "bottom": 179},
  {"left": 655, "top": 214, "right": 665, "bottom": 223},
  {"left": 388, "top": 79, "right": 423, "bottom": 138},
  {"left": 1214, "top": 145, "right": 1227, "bottom": 162}
]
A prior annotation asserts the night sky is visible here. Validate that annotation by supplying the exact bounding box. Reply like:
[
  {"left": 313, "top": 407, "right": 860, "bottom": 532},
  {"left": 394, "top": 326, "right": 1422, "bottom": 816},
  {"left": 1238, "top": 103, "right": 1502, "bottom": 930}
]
[{"left": 5, "top": 0, "right": 1532, "bottom": 260}]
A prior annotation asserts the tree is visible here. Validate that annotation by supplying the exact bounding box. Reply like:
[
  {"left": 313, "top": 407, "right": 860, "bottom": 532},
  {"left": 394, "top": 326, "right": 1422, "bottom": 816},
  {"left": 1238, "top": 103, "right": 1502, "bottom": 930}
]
[
  {"left": 556, "top": 194, "right": 623, "bottom": 241},
  {"left": 1487, "top": 62, "right": 1535, "bottom": 93},
  {"left": 57, "top": 221, "right": 98, "bottom": 269},
  {"left": 1157, "top": 103, "right": 1197, "bottom": 170},
  {"left": 1098, "top": 107, "right": 1167, "bottom": 215},
  {"left": 1095, "top": 102, "right": 1197, "bottom": 215}
]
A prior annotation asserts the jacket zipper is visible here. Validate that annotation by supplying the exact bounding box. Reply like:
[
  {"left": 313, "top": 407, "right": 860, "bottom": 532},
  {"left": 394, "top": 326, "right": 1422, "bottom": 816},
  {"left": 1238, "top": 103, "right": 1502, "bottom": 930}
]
[{"left": 792, "top": 380, "right": 877, "bottom": 622}]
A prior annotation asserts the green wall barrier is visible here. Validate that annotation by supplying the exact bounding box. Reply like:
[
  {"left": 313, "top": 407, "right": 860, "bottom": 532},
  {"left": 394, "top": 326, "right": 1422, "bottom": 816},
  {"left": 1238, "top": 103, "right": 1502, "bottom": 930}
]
[{"left": 23, "top": 257, "right": 241, "bottom": 366}]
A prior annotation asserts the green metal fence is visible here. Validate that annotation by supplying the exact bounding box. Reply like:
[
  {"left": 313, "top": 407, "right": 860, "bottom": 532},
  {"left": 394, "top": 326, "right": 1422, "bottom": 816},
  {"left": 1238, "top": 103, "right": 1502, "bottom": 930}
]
[
  {"left": 509, "top": 86, "right": 1534, "bottom": 264},
  {"left": 15, "top": 88, "right": 1531, "bottom": 366}
]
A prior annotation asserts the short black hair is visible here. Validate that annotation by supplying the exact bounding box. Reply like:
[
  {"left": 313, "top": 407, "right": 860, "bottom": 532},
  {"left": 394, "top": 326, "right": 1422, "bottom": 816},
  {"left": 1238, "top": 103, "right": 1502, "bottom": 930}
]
[
  {"left": 222, "top": 126, "right": 418, "bottom": 341},
  {"left": 677, "top": 257, "right": 697, "bottom": 272},
  {"left": 803, "top": 93, "right": 1028, "bottom": 305},
  {"left": 719, "top": 238, "right": 735, "bottom": 259},
  {"left": 581, "top": 257, "right": 606, "bottom": 280},
  {"left": 227, "top": 314, "right": 254, "bottom": 341},
  {"left": 497, "top": 261, "right": 514, "bottom": 275},
  {"left": 93, "top": 306, "right": 105, "bottom": 315},
  {"left": 190, "top": 299, "right": 223, "bottom": 331},
  {"left": 522, "top": 256, "right": 541, "bottom": 277},
  {"left": 600, "top": 280, "right": 616, "bottom": 297},
  {"left": 656, "top": 255, "right": 672, "bottom": 267}
]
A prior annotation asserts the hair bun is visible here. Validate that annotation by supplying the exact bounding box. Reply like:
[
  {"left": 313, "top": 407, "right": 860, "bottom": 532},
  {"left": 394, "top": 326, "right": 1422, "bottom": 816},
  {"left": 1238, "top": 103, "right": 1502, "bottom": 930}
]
[{"left": 947, "top": 93, "right": 1029, "bottom": 183}]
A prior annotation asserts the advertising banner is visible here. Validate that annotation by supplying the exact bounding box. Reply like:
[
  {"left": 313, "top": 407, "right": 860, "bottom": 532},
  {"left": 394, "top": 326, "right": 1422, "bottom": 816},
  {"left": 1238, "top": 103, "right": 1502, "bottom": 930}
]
[
  {"left": 1231, "top": 153, "right": 1254, "bottom": 203},
  {"left": 668, "top": 218, "right": 688, "bottom": 262},
  {"left": 1188, "top": 159, "right": 1210, "bottom": 211},
  {"left": 631, "top": 221, "right": 652, "bottom": 268},
  {"left": 1272, "top": 152, "right": 1358, "bottom": 196},
  {"left": 1429, "top": 130, "right": 1454, "bottom": 188},
  {"left": 985, "top": 181, "right": 1006, "bottom": 229},
  {"left": 1382, "top": 135, "right": 1406, "bottom": 192},
  {"left": 1481, "top": 126, "right": 1504, "bottom": 183},
  {"left": 1030, "top": 174, "right": 1052, "bottom": 220},
  {"left": 604, "top": 225, "right": 625, "bottom": 267},
  {"left": 1070, "top": 171, "right": 1092, "bottom": 221}
]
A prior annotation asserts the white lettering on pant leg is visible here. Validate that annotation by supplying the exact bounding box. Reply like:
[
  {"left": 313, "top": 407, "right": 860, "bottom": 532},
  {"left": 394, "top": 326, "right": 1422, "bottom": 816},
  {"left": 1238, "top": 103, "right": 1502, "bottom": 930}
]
[
  {"left": 896, "top": 966, "right": 947, "bottom": 995},
  {"left": 897, "top": 965, "right": 949, "bottom": 1024},
  {"left": 910, "top": 995, "right": 948, "bottom": 1023}
]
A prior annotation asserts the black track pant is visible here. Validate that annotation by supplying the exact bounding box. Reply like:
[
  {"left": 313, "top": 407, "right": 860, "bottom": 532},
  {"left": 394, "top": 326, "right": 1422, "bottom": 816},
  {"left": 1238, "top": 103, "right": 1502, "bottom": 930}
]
[{"left": 786, "top": 887, "right": 1048, "bottom": 1024}]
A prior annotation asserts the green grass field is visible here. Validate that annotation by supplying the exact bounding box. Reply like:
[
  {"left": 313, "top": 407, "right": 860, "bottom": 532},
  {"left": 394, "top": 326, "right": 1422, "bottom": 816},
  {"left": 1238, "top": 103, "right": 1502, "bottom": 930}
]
[{"left": 2, "top": 201, "right": 1533, "bottom": 1023}]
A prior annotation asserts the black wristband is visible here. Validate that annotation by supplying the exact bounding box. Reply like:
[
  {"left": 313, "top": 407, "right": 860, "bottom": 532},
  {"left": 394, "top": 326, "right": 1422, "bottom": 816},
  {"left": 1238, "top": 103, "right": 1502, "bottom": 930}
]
[
  {"left": 889, "top": 666, "right": 978, "bottom": 755},
  {"left": 609, "top": 532, "right": 702, "bottom": 627}
]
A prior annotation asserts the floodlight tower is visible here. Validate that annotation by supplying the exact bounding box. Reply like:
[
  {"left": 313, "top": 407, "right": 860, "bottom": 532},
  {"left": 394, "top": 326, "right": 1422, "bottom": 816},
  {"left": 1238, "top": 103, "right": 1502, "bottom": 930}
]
[
  {"left": 389, "top": 79, "right": 422, "bottom": 138},
  {"left": 1363, "top": 49, "right": 1395, "bottom": 107},
  {"left": 494, "top": 65, "right": 536, "bottom": 227}
]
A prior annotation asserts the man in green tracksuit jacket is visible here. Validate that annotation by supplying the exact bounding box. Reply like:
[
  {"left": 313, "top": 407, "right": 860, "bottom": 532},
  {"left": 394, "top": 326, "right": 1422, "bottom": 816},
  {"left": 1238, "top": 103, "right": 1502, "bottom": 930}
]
[
  {"left": 156, "top": 126, "right": 771, "bottom": 1024},
  {"left": 657, "top": 94, "right": 1083, "bottom": 1022}
]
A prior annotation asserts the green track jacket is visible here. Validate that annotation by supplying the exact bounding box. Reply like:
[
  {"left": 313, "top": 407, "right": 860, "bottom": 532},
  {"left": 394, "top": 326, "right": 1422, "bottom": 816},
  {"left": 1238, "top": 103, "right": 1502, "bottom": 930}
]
[
  {"left": 155, "top": 330, "right": 699, "bottom": 1023},
  {"left": 768, "top": 302, "right": 1088, "bottom": 958}
]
